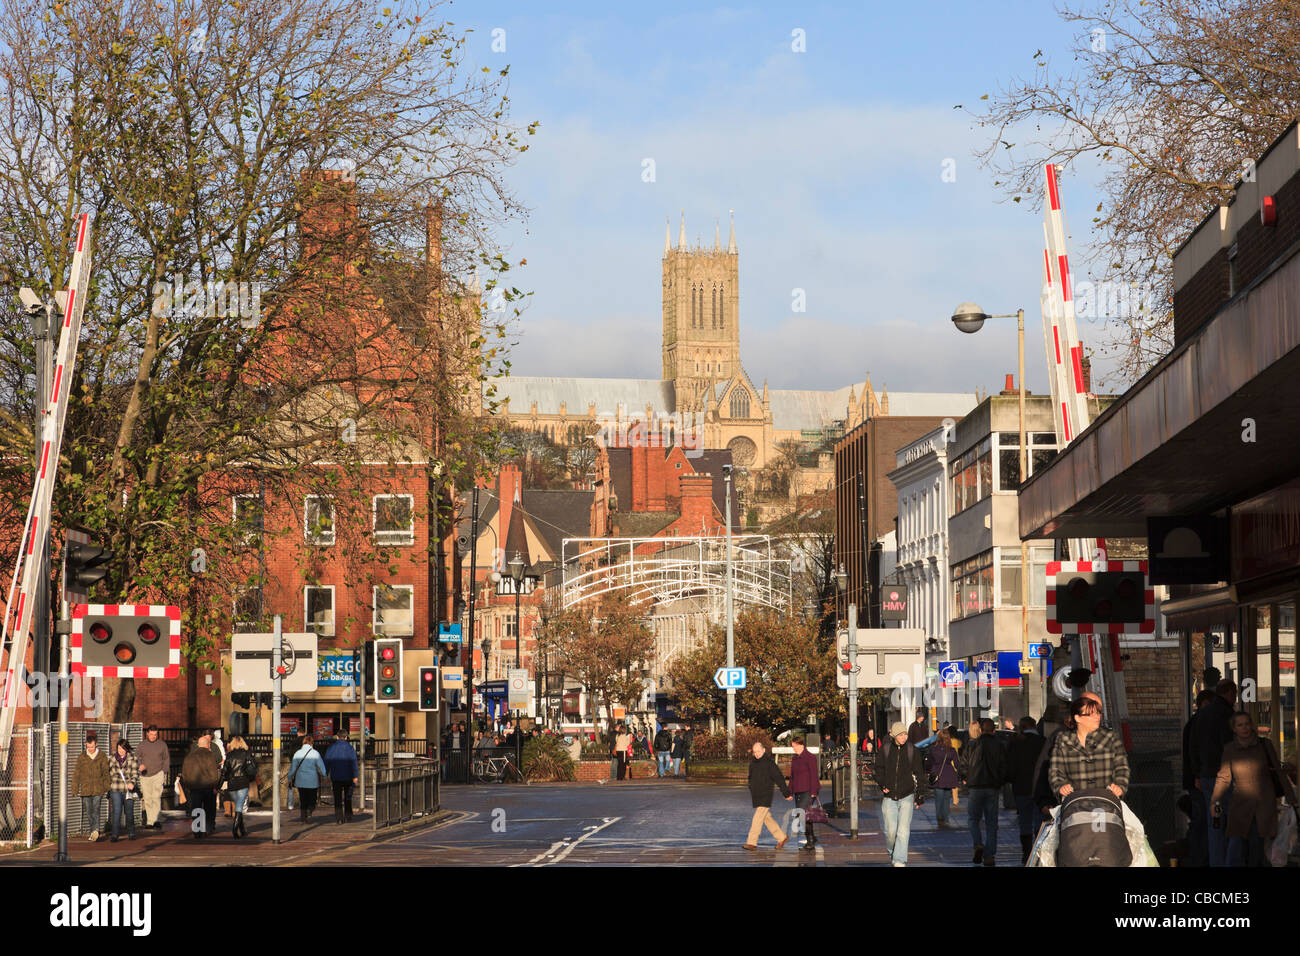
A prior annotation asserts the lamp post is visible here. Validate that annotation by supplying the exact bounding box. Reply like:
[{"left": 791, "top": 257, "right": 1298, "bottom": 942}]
[
  {"left": 951, "top": 303, "right": 1031, "bottom": 716},
  {"left": 723, "top": 464, "right": 736, "bottom": 757},
  {"left": 835, "top": 564, "right": 860, "bottom": 839},
  {"left": 507, "top": 551, "right": 525, "bottom": 767}
]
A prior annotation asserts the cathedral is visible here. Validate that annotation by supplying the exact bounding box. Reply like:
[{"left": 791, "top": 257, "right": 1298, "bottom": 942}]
[{"left": 489, "top": 213, "right": 971, "bottom": 476}]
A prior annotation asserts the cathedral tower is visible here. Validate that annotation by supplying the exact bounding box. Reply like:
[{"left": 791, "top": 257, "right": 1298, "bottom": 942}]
[{"left": 662, "top": 211, "right": 740, "bottom": 414}]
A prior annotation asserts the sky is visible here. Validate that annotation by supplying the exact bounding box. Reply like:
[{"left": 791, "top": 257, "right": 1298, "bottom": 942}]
[{"left": 452, "top": 0, "right": 1129, "bottom": 396}]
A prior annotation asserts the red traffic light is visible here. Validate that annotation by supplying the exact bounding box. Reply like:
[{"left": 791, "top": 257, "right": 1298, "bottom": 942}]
[
  {"left": 89, "top": 622, "right": 112, "bottom": 644},
  {"left": 423, "top": 671, "right": 435, "bottom": 681},
  {"left": 138, "top": 622, "right": 160, "bottom": 644},
  {"left": 380, "top": 647, "right": 396, "bottom": 661}
]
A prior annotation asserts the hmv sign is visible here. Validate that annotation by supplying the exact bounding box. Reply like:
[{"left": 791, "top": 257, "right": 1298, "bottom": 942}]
[{"left": 881, "top": 584, "right": 909, "bottom": 622}]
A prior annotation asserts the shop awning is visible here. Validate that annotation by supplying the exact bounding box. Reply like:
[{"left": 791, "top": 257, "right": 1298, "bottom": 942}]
[{"left": 1020, "top": 246, "right": 1300, "bottom": 539}]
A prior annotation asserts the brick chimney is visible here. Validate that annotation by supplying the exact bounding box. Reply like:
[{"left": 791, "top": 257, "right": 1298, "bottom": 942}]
[
  {"left": 1080, "top": 355, "right": 1092, "bottom": 393},
  {"left": 299, "top": 169, "right": 363, "bottom": 267},
  {"left": 679, "top": 475, "right": 716, "bottom": 529}
]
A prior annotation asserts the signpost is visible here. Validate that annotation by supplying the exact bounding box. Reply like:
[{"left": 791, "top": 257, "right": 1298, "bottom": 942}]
[
  {"left": 1027, "top": 643, "right": 1053, "bottom": 659},
  {"left": 835, "top": 628, "right": 926, "bottom": 689},
  {"left": 507, "top": 669, "right": 529, "bottom": 711},
  {"left": 713, "top": 667, "right": 747, "bottom": 690}
]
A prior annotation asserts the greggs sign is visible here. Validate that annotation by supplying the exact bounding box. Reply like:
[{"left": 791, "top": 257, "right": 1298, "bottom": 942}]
[{"left": 881, "top": 585, "right": 909, "bottom": 622}]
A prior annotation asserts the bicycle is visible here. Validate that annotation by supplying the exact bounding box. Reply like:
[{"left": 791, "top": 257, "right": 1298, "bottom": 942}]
[{"left": 470, "top": 755, "right": 525, "bottom": 784}]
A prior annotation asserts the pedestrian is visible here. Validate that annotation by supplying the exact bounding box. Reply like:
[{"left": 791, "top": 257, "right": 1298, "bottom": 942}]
[
  {"left": 180, "top": 729, "right": 222, "bottom": 838},
  {"left": 566, "top": 735, "right": 583, "bottom": 762},
  {"left": 1007, "top": 716, "right": 1047, "bottom": 863},
  {"left": 324, "top": 731, "right": 359, "bottom": 824},
  {"left": 907, "top": 707, "right": 929, "bottom": 746},
  {"left": 862, "top": 727, "right": 876, "bottom": 755},
  {"left": 1182, "top": 689, "right": 1215, "bottom": 866},
  {"left": 874, "top": 721, "right": 928, "bottom": 866},
  {"left": 614, "top": 724, "right": 632, "bottom": 781},
  {"left": 219, "top": 735, "right": 258, "bottom": 839},
  {"left": 71, "top": 731, "right": 111, "bottom": 842},
  {"left": 671, "top": 729, "right": 685, "bottom": 776},
  {"left": 1211, "top": 712, "right": 1297, "bottom": 866},
  {"left": 1048, "top": 697, "right": 1130, "bottom": 801},
  {"left": 107, "top": 737, "right": 140, "bottom": 842},
  {"left": 1191, "top": 679, "right": 1237, "bottom": 867},
  {"left": 925, "top": 728, "right": 960, "bottom": 829},
  {"left": 136, "top": 725, "right": 169, "bottom": 830},
  {"left": 654, "top": 725, "right": 673, "bottom": 778},
  {"left": 288, "top": 734, "right": 327, "bottom": 823},
  {"left": 959, "top": 718, "right": 1007, "bottom": 866},
  {"left": 789, "top": 735, "right": 821, "bottom": 850},
  {"left": 743, "top": 740, "right": 791, "bottom": 850},
  {"left": 681, "top": 723, "right": 694, "bottom": 775}
]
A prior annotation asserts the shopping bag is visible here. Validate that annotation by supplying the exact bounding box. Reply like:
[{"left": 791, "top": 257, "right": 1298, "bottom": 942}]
[{"left": 1271, "top": 805, "right": 1297, "bottom": 867}]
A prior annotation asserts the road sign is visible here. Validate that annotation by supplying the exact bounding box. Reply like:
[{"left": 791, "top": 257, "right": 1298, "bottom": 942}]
[
  {"left": 1028, "top": 643, "right": 1052, "bottom": 659},
  {"left": 507, "top": 668, "right": 529, "bottom": 709},
  {"left": 1047, "top": 560, "right": 1155, "bottom": 635},
  {"left": 71, "top": 604, "right": 181, "bottom": 678},
  {"left": 231, "top": 632, "right": 318, "bottom": 693},
  {"left": 974, "top": 661, "right": 998, "bottom": 686},
  {"left": 437, "top": 621, "right": 462, "bottom": 643},
  {"left": 714, "top": 667, "right": 746, "bottom": 689},
  {"left": 939, "top": 660, "right": 967, "bottom": 688},
  {"left": 836, "top": 629, "right": 926, "bottom": 689}
]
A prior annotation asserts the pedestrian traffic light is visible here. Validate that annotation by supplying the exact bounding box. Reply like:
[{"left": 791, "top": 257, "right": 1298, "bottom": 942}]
[
  {"left": 373, "top": 638, "right": 403, "bottom": 702},
  {"left": 71, "top": 604, "right": 181, "bottom": 677},
  {"left": 67, "top": 540, "right": 112, "bottom": 591},
  {"left": 418, "top": 666, "right": 438, "bottom": 711}
]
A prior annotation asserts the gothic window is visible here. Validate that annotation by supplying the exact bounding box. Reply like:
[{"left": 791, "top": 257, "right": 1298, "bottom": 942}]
[
  {"left": 730, "top": 389, "right": 750, "bottom": 419},
  {"left": 711, "top": 286, "right": 717, "bottom": 328},
  {"left": 719, "top": 283, "right": 725, "bottom": 329},
  {"left": 690, "top": 285, "right": 696, "bottom": 327}
]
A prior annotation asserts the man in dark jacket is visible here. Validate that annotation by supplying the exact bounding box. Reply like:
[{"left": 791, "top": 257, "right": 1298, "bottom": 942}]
[
  {"left": 323, "top": 731, "right": 360, "bottom": 824},
  {"left": 654, "top": 727, "right": 673, "bottom": 777},
  {"left": 743, "top": 741, "right": 791, "bottom": 850},
  {"left": 181, "top": 730, "right": 222, "bottom": 838},
  {"left": 1007, "top": 716, "right": 1047, "bottom": 863},
  {"left": 789, "top": 736, "right": 821, "bottom": 850},
  {"left": 959, "top": 720, "right": 1007, "bottom": 866},
  {"left": 1182, "top": 689, "right": 1214, "bottom": 866},
  {"left": 907, "top": 707, "right": 930, "bottom": 746},
  {"left": 874, "top": 721, "right": 929, "bottom": 867},
  {"left": 1191, "top": 680, "right": 1236, "bottom": 867}
]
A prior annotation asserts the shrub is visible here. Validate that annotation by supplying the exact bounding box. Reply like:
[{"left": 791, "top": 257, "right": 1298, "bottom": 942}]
[
  {"left": 521, "top": 735, "right": 575, "bottom": 782},
  {"left": 686, "top": 725, "right": 773, "bottom": 763}
]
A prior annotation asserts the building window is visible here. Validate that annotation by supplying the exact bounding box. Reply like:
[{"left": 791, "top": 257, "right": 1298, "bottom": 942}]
[
  {"left": 373, "top": 494, "right": 414, "bottom": 546},
  {"left": 712, "top": 286, "right": 717, "bottom": 328},
  {"left": 998, "top": 546, "right": 1055, "bottom": 607},
  {"left": 232, "top": 494, "right": 264, "bottom": 549},
  {"left": 304, "top": 496, "right": 335, "bottom": 545},
  {"left": 997, "top": 432, "right": 1061, "bottom": 490},
  {"left": 373, "top": 584, "right": 414, "bottom": 636},
  {"left": 505, "top": 612, "right": 517, "bottom": 638},
  {"left": 950, "top": 550, "right": 993, "bottom": 620},
  {"left": 233, "top": 585, "right": 262, "bottom": 633},
  {"left": 730, "top": 389, "right": 750, "bottom": 419},
  {"left": 949, "top": 438, "right": 992, "bottom": 515},
  {"left": 304, "top": 586, "right": 335, "bottom": 636}
]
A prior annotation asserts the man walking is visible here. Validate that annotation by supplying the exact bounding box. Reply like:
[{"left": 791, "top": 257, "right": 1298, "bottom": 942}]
[
  {"left": 71, "top": 731, "right": 110, "bottom": 842},
  {"left": 959, "top": 719, "right": 1007, "bottom": 866},
  {"left": 789, "top": 735, "right": 821, "bottom": 850},
  {"left": 137, "top": 725, "right": 169, "bottom": 830},
  {"left": 323, "top": 730, "right": 359, "bottom": 824},
  {"left": 874, "top": 721, "right": 928, "bottom": 867},
  {"left": 680, "top": 723, "right": 694, "bottom": 776},
  {"left": 180, "top": 729, "right": 222, "bottom": 838},
  {"left": 1182, "top": 689, "right": 1214, "bottom": 866},
  {"left": 654, "top": 725, "right": 673, "bottom": 778},
  {"left": 1007, "top": 716, "right": 1047, "bottom": 864},
  {"left": 743, "top": 740, "right": 791, "bottom": 850},
  {"left": 907, "top": 707, "right": 930, "bottom": 746},
  {"left": 671, "top": 729, "right": 685, "bottom": 777},
  {"left": 1191, "top": 679, "right": 1236, "bottom": 867}
]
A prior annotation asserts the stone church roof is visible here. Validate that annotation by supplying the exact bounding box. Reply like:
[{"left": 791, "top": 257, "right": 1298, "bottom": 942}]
[{"left": 490, "top": 376, "right": 675, "bottom": 417}]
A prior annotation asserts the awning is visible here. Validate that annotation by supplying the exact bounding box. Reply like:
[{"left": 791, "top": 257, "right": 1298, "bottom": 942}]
[
  {"left": 1019, "top": 245, "right": 1300, "bottom": 539},
  {"left": 1159, "top": 585, "right": 1238, "bottom": 633}
]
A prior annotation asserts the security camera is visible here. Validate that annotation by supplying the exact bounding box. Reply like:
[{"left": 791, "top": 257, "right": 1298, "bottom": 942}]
[
  {"left": 721, "top": 463, "right": 733, "bottom": 475},
  {"left": 18, "top": 287, "right": 42, "bottom": 312}
]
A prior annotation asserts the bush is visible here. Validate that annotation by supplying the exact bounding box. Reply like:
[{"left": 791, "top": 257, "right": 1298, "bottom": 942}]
[
  {"left": 686, "top": 725, "right": 774, "bottom": 763},
  {"left": 521, "top": 735, "right": 575, "bottom": 782}
]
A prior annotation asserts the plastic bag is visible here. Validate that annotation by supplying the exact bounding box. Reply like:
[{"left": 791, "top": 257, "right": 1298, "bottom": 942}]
[
  {"left": 1027, "top": 800, "right": 1159, "bottom": 866},
  {"left": 1270, "top": 806, "right": 1296, "bottom": 867}
]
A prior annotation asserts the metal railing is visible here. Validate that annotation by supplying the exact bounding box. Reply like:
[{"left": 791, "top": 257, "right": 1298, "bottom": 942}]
[{"left": 372, "top": 759, "right": 437, "bottom": 831}]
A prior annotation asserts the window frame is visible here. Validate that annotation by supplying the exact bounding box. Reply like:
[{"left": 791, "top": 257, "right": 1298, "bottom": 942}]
[
  {"left": 372, "top": 583, "right": 415, "bottom": 636},
  {"left": 232, "top": 493, "right": 264, "bottom": 549},
  {"left": 233, "top": 585, "right": 263, "bottom": 633},
  {"left": 304, "top": 495, "right": 336, "bottom": 546},
  {"left": 304, "top": 584, "right": 336, "bottom": 637},
  {"left": 372, "top": 494, "right": 415, "bottom": 547}
]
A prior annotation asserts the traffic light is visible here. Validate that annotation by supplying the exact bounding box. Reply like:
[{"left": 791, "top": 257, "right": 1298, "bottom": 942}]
[
  {"left": 71, "top": 604, "right": 181, "bottom": 677},
  {"left": 1048, "top": 564, "right": 1151, "bottom": 632},
  {"left": 418, "top": 666, "right": 438, "bottom": 711},
  {"left": 373, "top": 638, "right": 403, "bottom": 702},
  {"left": 67, "top": 541, "right": 112, "bottom": 591}
]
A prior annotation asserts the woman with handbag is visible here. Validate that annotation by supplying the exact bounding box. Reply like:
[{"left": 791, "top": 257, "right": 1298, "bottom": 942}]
[
  {"left": 288, "top": 735, "right": 327, "bottom": 823},
  {"left": 108, "top": 738, "right": 141, "bottom": 842},
  {"left": 1212, "top": 712, "right": 1298, "bottom": 866},
  {"left": 219, "top": 736, "right": 258, "bottom": 839},
  {"left": 789, "top": 736, "right": 824, "bottom": 850},
  {"left": 614, "top": 725, "right": 632, "bottom": 781},
  {"left": 925, "top": 730, "right": 960, "bottom": 828}
]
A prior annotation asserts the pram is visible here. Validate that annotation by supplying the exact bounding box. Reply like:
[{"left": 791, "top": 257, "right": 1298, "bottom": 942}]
[{"left": 1027, "top": 791, "right": 1159, "bottom": 867}]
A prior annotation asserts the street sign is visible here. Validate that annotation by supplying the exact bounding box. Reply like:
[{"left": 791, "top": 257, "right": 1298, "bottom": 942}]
[
  {"left": 836, "top": 629, "right": 926, "bottom": 689},
  {"left": 437, "top": 621, "right": 463, "bottom": 643},
  {"left": 974, "top": 661, "right": 998, "bottom": 687},
  {"left": 939, "top": 660, "right": 967, "bottom": 688},
  {"left": 442, "top": 666, "right": 464, "bottom": 689},
  {"left": 1027, "top": 643, "right": 1052, "bottom": 659},
  {"left": 231, "top": 632, "right": 318, "bottom": 693},
  {"left": 880, "top": 584, "right": 909, "bottom": 622},
  {"left": 714, "top": 667, "right": 746, "bottom": 689},
  {"left": 507, "top": 668, "right": 529, "bottom": 709}
]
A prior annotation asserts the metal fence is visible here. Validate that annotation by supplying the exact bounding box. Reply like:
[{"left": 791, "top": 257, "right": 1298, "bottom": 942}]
[
  {"left": 43, "top": 722, "right": 143, "bottom": 840},
  {"left": 372, "top": 759, "right": 437, "bottom": 831},
  {"left": 0, "top": 729, "right": 35, "bottom": 846}
]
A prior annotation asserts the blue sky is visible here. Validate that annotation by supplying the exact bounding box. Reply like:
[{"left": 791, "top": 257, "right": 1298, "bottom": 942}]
[{"left": 455, "top": 0, "right": 1127, "bottom": 395}]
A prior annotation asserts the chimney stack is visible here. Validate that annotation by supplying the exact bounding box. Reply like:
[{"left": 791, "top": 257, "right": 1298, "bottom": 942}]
[{"left": 1000, "top": 374, "right": 1016, "bottom": 396}]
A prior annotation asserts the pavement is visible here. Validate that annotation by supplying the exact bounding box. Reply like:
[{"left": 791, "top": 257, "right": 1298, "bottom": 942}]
[{"left": 0, "top": 779, "right": 1028, "bottom": 867}]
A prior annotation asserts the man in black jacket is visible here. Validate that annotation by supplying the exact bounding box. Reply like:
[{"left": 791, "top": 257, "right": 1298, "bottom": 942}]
[
  {"left": 654, "top": 726, "right": 673, "bottom": 778},
  {"left": 959, "top": 720, "right": 1007, "bottom": 866},
  {"left": 1007, "top": 716, "right": 1047, "bottom": 863},
  {"left": 743, "top": 741, "right": 792, "bottom": 850},
  {"left": 1191, "top": 680, "right": 1236, "bottom": 867},
  {"left": 874, "top": 721, "right": 929, "bottom": 867},
  {"left": 1182, "top": 689, "right": 1214, "bottom": 866}
]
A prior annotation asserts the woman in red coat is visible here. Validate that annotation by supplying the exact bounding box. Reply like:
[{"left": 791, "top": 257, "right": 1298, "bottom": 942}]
[{"left": 789, "top": 736, "right": 821, "bottom": 850}]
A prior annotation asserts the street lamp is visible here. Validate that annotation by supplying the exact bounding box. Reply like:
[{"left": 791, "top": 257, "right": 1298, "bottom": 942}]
[
  {"left": 722, "top": 464, "right": 736, "bottom": 757},
  {"left": 834, "top": 564, "right": 859, "bottom": 838},
  {"left": 950, "top": 301, "right": 1031, "bottom": 715}
]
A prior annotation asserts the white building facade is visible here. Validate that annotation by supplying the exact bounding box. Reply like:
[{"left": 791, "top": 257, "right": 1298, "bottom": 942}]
[{"left": 886, "top": 426, "right": 951, "bottom": 664}]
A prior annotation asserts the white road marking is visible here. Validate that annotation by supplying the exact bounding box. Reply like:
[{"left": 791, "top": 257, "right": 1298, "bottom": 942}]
[
  {"left": 518, "top": 840, "right": 570, "bottom": 866},
  {"left": 531, "top": 817, "right": 620, "bottom": 866}
]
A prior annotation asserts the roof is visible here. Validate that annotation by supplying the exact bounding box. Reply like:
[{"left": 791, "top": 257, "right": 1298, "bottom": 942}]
[
  {"left": 521, "top": 489, "right": 595, "bottom": 556},
  {"left": 614, "top": 512, "right": 679, "bottom": 537},
  {"left": 768, "top": 382, "right": 861, "bottom": 431},
  {"left": 488, "top": 376, "right": 675, "bottom": 417},
  {"left": 689, "top": 449, "right": 741, "bottom": 532},
  {"left": 884, "top": 393, "right": 980, "bottom": 418}
]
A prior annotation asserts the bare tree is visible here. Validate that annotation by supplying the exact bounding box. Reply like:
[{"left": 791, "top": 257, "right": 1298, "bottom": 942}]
[{"left": 971, "top": 0, "right": 1300, "bottom": 382}]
